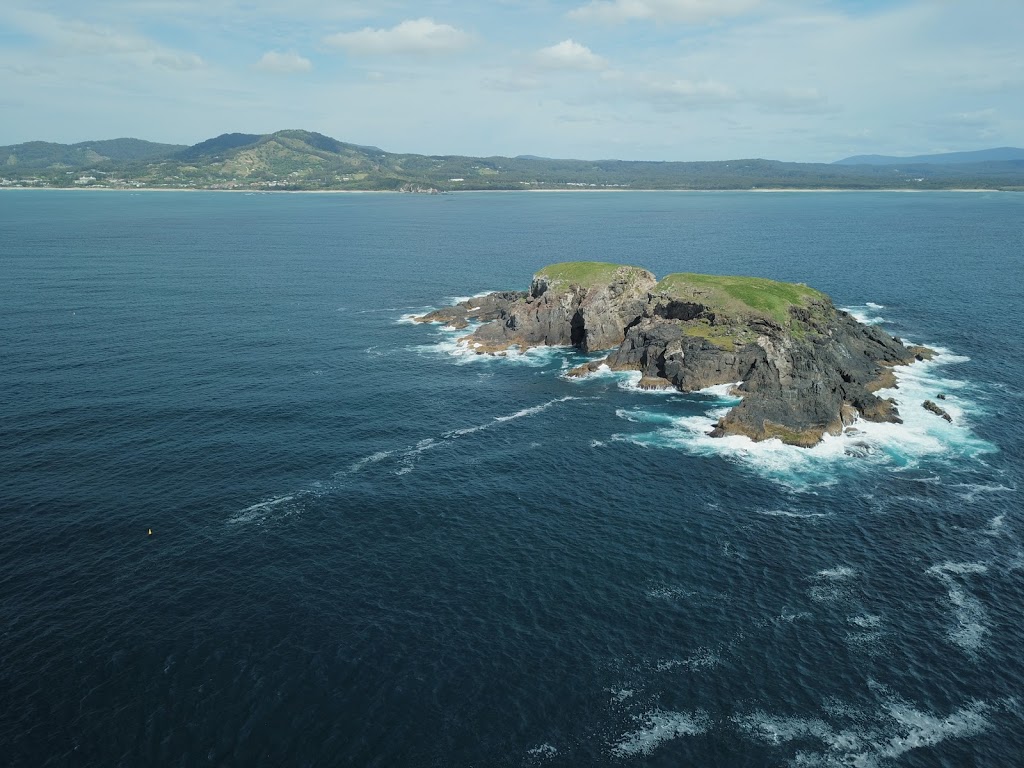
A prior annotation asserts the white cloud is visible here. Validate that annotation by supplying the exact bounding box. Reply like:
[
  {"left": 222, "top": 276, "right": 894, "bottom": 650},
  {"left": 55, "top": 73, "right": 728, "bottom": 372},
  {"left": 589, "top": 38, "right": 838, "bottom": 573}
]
[
  {"left": 255, "top": 50, "right": 312, "bottom": 74},
  {"left": 569, "top": 0, "right": 758, "bottom": 24},
  {"left": 613, "top": 73, "right": 738, "bottom": 109},
  {"left": 1, "top": 0, "right": 1023, "bottom": 162},
  {"left": 324, "top": 18, "right": 471, "bottom": 56},
  {"left": 6, "top": 10, "right": 205, "bottom": 69},
  {"left": 535, "top": 40, "right": 606, "bottom": 71}
]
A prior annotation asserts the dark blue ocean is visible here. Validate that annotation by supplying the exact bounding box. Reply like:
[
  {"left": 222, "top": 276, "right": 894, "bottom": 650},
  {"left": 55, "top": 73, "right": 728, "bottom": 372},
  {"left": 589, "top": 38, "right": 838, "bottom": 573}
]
[{"left": 2, "top": 190, "right": 1023, "bottom": 767}]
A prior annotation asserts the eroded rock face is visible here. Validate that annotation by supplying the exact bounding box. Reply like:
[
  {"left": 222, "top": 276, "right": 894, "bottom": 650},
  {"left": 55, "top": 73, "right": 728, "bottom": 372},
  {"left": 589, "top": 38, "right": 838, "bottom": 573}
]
[
  {"left": 604, "top": 318, "right": 759, "bottom": 392},
  {"left": 414, "top": 290, "right": 526, "bottom": 329},
  {"left": 415, "top": 266, "right": 926, "bottom": 447},
  {"left": 709, "top": 304, "right": 915, "bottom": 444},
  {"left": 450, "top": 266, "right": 656, "bottom": 353}
]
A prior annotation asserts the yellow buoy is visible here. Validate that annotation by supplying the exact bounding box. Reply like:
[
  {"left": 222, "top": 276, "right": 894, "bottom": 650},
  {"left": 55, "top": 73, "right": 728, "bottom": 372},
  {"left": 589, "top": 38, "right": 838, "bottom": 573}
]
[{"left": 148, "top": 529, "right": 152, "bottom": 535}]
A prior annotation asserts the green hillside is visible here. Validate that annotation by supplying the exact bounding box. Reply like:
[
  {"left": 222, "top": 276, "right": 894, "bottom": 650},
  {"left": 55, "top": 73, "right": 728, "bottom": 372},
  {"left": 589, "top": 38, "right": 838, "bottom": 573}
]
[
  {"left": 656, "top": 273, "right": 826, "bottom": 324},
  {"left": 1, "top": 138, "right": 186, "bottom": 171},
  {"left": 3, "top": 130, "right": 1024, "bottom": 191}
]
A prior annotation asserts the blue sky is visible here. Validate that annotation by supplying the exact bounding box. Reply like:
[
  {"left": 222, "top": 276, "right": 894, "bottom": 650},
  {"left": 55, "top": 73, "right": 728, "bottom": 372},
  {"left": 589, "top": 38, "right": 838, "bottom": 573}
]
[{"left": 1, "top": 0, "right": 1020, "bottom": 161}]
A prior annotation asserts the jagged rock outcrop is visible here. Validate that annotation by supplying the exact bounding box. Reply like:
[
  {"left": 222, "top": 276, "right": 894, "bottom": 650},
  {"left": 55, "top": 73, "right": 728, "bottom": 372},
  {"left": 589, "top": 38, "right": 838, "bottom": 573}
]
[
  {"left": 415, "top": 291, "right": 525, "bottom": 330},
  {"left": 415, "top": 262, "right": 929, "bottom": 446},
  {"left": 435, "top": 263, "right": 656, "bottom": 353},
  {"left": 923, "top": 400, "right": 953, "bottom": 422},
  {"left": 708, "top": 308, "right": 914, "bottom": 446}
]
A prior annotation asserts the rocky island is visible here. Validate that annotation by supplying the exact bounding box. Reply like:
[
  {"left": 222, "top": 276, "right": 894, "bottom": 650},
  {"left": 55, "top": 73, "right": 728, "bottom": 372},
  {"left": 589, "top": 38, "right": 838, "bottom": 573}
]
[{"left": 415, "top": 262, "right": 935, "bottom": 446}]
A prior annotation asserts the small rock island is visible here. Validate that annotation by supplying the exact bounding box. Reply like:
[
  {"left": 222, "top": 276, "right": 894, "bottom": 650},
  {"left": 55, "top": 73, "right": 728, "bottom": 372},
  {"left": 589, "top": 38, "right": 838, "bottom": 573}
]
[{"left": 415, "top": 262, "right": 935, "bottom": 446}]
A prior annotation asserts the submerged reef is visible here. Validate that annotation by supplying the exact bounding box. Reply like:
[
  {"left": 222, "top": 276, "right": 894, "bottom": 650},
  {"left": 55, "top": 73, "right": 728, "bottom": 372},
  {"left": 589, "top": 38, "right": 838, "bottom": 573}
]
[{"left": 416, "top": 262, "right": 934, "bottom": 446}]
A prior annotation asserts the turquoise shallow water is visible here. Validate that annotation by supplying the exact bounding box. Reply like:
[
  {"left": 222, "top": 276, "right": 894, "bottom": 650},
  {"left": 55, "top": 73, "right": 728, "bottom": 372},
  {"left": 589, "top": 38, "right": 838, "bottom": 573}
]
[{"left": 1, "top": 190, "right": 1023, "bottom": 766}]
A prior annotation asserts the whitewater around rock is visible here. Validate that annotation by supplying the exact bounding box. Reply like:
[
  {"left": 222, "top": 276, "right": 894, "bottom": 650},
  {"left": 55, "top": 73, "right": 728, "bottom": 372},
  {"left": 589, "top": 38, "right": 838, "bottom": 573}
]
[{"left": 415, "top": 262, "right": 937, "bottom": 446}]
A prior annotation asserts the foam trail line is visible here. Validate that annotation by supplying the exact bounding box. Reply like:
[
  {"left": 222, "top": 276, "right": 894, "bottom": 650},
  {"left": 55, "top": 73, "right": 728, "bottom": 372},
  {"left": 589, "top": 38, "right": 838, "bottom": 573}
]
[
  {"left": 227, "top": 494, "right": 299, "bottom": 526},
  {"left": 231, "top": 397, "right": 587, "bottom": 522}
]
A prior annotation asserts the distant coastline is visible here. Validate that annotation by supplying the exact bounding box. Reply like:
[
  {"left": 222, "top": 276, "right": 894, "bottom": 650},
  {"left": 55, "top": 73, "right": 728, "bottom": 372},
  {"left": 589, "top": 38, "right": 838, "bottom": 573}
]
[
  {"left": 4, "top": 130, "right": 1023, "bottom": 193},
  {"left": 0, "top": 186, "right": 1009, "bottom": 194}
]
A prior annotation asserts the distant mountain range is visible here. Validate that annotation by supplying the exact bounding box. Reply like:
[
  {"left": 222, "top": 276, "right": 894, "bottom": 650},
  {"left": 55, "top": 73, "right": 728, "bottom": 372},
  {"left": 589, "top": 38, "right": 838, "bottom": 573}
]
[
  {"left": 835, "top": 147, "right": 1024, "bottom": 166},
  {"left": 3, "top": 130, "right": 1023, "bottom": 191}
]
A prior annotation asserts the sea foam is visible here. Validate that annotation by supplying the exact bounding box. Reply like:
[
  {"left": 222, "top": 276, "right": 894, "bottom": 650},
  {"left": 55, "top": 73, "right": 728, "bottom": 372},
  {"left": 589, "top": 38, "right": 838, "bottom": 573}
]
[
  {"left": 611, "top": 710, "right": 710, "bottom": 757},
  {"left": 926, "top": 562, "right": 991, "bottom": 653},
  {"left": 233, "top": 397, "right": 585, "bottom": 520},
  {"left": 350, "top": 396, "right": 585, "bottom": 476},
  {"left": 610, "top": 346, "right": 994, "bottom": 492},
  {"left": 735, "top": 695, "right": 992, "bottom": 767},
  {"left": 227, "top": 494, "right": 299, "bottom": 526},
  {"left": 414, "top": 331, "right": 572, "bottom": 368},
  {"left": 841, "top": 303, "right": 887, "bottom": 325}
]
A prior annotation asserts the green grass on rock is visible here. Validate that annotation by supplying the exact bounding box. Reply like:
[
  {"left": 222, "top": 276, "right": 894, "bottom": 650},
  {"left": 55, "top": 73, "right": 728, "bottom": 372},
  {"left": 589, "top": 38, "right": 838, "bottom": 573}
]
[
  {"left": 535, "top": 262, "right": 649, "bottom": 288},
  {"left": 655, "top": 273, "right": 826, "bottom": 324}
]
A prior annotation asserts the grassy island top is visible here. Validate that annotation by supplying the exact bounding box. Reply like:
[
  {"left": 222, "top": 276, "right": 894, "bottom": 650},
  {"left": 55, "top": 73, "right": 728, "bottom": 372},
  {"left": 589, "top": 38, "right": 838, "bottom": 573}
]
[
  {"left": 533, "top": 262, "right": 828, "bottom": 324},
  {"left": 534, "top": 261, "right": 652, "bottom": 288},
  {"left": 655, "top": 273, "right": 827, "bottom": 324}
]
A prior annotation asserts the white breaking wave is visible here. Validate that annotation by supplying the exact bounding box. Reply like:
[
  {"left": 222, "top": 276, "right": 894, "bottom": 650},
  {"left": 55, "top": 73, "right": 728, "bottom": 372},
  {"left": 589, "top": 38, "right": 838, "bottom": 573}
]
[
  {"left": 611, "top": 710, "right": 710, "bottom": 757},
  {"left": 567, "top": 364, "right": 743, "bottom": 400},
  {"left": 841, "top": 303, "right": 887, "bottom": 325},
  {"left": 415, "top": 334, "right": 571, "bottom": 368},
  {"left": 445, "top": 290, "right": 499, "bottom": 305},
  {"left": 565, "top": 364, "right": 681, "bottom": 395},
  {"left": 610, "top": 347, "right": 994, "bottom": 492}
]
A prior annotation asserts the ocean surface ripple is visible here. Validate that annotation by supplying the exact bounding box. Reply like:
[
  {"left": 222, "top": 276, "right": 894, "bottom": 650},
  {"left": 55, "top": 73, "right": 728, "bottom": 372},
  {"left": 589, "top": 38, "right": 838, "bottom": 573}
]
[{"left": 1, "top": 190, "right": 1022, "bottom": 767}]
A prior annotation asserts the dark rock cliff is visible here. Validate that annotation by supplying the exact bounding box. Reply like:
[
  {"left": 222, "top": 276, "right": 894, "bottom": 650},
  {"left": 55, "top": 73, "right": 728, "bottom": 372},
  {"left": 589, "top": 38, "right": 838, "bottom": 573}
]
[{"left": 415, "top": 263, "right": 928, "bottom": 446}]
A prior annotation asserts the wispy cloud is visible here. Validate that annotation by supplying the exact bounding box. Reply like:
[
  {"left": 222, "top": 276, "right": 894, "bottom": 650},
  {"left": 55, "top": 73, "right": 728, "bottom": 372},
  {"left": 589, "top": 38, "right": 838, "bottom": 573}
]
[
  {"left": 7, "top": 10, "right": 205, "bottom": 69},
  {"left": 324, "top": 18, "right": 471, "bottom": 56},
  {"left": 568, "top": 0, "right": 759, "bottom": 24},
  {"left": 949, "top": 108, "right": 997, "bottom": 127},
  {"left": 632, "top": 74, "right": 738, "bottom": 106},
  {"left": 255, "top": 50, "right": 312, "bottom": 74}
]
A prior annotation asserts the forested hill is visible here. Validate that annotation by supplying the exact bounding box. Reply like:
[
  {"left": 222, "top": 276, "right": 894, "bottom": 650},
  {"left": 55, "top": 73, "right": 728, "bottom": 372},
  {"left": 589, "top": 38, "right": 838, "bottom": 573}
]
[
  {"left": 3, "top": 130, "right": 1023, "bottom": 191},
  {"left": 835, "top": 147, "right": 1024, "bottom": 166}
]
